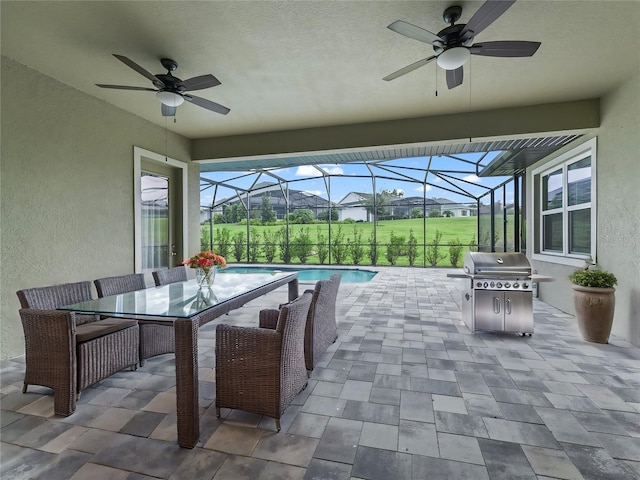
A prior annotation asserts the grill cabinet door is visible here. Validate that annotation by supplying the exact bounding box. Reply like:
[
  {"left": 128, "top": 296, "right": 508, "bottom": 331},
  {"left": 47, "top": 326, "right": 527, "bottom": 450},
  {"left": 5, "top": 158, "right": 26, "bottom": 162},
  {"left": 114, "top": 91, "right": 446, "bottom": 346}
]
[
  {"left": 504, "top": 291, "right": 534, "bottom": 333},
  {"left": 474, "top": 291, "right": 504, "bottom": 332}
]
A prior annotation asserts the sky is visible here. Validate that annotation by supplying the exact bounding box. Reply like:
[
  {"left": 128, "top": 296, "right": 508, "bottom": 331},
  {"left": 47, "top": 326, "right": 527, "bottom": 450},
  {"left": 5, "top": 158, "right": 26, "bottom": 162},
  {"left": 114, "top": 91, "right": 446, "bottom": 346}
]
[{"left": 200, "top": 152, "right": 515, "bottom": 208}]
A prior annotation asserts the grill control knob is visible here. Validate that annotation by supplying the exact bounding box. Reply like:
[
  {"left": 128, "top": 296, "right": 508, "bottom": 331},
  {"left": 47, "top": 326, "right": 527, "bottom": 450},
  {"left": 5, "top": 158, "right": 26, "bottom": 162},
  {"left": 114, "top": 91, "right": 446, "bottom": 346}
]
[
  {"left": 522, "top": 283, "right": 529, "bottom": 289},
  {"left": 513, "top": 282, "right": 519, "bottom": 288},
  {"left": 484, "top": 282, "right": 489, "bottom": 288},
  {"left": 504, "top": 282, "right": 511, "bottom": 288},
  {"left": 476, "top": 282, "right": 482, "bottom": 288},
  {"left": 496, "top": 282, "right": 503, "bottom": 288},
  {"left": 490, "top": 281, "right": 495, "bottom": 288}
]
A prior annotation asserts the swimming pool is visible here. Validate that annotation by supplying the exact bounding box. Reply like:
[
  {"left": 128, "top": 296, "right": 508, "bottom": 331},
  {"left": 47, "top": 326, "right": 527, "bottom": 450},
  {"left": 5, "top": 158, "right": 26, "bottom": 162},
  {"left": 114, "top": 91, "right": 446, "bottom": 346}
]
[{"left": 220, "top": 266, "right": 377, "bottom": 283}]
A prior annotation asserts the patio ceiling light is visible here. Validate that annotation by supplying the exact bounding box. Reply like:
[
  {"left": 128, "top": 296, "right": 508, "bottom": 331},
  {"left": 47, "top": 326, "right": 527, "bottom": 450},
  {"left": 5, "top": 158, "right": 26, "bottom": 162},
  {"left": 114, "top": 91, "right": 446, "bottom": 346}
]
[
  {"left": 156, "top": 90, "right": 184, "bottom": 107},
  {"left": 436, "top": 47, "right": 470, "bottom": 70}
]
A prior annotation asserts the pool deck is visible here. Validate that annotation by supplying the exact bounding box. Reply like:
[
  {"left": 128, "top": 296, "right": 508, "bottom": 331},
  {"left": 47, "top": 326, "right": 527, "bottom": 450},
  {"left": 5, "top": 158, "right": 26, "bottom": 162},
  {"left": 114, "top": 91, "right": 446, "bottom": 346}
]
[{"left": 2, "top": 267, "right": 639, "bottom": 479}]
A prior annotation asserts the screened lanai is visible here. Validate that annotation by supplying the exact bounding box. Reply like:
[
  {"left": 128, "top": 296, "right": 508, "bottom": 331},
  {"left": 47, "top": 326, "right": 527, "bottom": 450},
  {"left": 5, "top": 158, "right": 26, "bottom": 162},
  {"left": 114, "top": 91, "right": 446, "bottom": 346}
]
[{"left": 199, "top": 133, "right": 582, "bottom": 267}]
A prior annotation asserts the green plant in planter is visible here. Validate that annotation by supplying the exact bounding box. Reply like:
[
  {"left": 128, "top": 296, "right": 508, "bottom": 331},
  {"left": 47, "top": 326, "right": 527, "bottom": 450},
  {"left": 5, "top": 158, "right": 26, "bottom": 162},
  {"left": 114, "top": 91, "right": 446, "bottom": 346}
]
[
  {"left": 569, "top": 269, "right": 617, "bottom": 288},
  {"left": 569, "top": 267, "right": 617, "bottom": 344}
]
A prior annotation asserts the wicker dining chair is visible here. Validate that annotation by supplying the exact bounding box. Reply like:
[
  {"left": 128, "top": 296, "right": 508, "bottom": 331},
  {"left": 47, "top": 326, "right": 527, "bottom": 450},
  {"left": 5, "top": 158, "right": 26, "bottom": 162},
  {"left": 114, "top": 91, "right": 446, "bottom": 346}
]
[
  {"left": 260, "top": 273, "right": 341, "bottom": 374},
  {"left": 94, "top": 273, "right": 146, "bottom": 298},
  {"left": 215, "top": 291, "right": 312, "bottom": 431},
  {"left": 16, "top": 281, "right": 139, "bottom": 416},
  {"left": 152, "top": 266, "right": 187, "bottom": 286},
  {"left": 94, "top": 273, "right": 175, "bottom": 365}
]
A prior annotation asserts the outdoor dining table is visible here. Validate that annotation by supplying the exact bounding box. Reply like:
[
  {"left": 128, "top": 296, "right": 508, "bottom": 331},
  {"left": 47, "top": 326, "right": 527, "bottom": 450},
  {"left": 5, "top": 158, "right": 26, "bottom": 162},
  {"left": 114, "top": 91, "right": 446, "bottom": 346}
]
[{"left": 59, "top": 271, "right": 299, "bottom": 448}]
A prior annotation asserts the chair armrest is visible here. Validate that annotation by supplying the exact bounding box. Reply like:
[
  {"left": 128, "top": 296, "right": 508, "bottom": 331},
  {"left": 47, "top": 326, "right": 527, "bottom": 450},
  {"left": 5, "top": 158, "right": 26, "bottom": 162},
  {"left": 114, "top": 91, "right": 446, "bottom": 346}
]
[
  {"left": 20, "top": 308, "right": 76, "bottom": 344},
  {"left": 258, "top": 309, "right": 280, "bottom": 330}
]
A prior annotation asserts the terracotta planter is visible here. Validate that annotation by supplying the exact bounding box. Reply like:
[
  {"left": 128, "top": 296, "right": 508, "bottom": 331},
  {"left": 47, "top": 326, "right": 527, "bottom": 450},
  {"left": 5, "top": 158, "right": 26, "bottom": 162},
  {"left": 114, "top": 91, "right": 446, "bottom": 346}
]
[{"left": 572, "top": 285, "right": 615, "bottom": 343}]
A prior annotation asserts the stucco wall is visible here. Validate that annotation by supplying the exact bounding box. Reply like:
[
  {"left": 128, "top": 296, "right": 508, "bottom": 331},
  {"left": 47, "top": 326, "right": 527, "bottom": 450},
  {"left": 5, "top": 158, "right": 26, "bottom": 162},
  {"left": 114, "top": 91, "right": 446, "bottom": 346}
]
[
  {"left": 529, "top": 71, "right": 640, "bottom": 345},
  {"left": 0, "top": 57, "right": 200, "bottom": 360}
]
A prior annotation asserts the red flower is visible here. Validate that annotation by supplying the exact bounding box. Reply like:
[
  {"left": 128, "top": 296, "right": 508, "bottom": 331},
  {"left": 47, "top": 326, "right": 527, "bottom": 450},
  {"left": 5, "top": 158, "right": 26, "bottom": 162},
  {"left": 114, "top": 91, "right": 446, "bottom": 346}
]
[{"left": 182, "top": 250, "right": 227, "bottom": 271}]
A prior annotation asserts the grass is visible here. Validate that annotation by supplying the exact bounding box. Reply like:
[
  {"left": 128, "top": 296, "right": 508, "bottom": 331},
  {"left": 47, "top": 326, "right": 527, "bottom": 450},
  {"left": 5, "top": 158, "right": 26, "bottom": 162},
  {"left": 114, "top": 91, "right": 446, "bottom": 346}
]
[{"left": 200, "top": 217, "right": 480, "bottom": 267}]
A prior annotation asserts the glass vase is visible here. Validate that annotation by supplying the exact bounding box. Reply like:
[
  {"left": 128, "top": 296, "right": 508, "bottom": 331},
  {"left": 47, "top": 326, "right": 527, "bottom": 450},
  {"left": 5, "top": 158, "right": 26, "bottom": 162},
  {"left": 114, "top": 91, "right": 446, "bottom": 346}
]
[{"left": 196, "top": 266, "right": 216, "bottom": 289}]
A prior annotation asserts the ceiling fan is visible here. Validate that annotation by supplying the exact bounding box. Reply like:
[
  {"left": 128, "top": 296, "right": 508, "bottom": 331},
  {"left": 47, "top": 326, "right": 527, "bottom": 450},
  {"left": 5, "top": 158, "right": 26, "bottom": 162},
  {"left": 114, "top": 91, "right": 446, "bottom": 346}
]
[
  {"left": 383, "top": 0, "right": 541, "bottom": 89},
  {"left": 96, "top": 54, "right": 230, "bottom": 116}
]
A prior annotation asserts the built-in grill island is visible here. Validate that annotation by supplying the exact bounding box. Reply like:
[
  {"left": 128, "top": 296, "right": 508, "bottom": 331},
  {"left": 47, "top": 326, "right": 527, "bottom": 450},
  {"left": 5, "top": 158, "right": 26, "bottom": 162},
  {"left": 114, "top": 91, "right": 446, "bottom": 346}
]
[{"left": 450, "top": 252, "right": 537, "bottom": 335}]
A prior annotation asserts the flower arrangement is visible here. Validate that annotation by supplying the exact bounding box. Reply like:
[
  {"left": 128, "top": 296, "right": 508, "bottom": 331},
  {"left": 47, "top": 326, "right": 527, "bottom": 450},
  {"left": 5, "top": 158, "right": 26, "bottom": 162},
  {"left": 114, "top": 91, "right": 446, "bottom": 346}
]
[{"left": 182, "top": 250, "right": 227, "bottom": 272}]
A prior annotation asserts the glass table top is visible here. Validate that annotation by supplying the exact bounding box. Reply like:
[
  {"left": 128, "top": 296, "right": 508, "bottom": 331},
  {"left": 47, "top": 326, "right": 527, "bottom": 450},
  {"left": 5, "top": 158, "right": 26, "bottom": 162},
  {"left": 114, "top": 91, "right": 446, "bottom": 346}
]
[{"left": 59, "top": 271, "right": 297, "bottom": 318}]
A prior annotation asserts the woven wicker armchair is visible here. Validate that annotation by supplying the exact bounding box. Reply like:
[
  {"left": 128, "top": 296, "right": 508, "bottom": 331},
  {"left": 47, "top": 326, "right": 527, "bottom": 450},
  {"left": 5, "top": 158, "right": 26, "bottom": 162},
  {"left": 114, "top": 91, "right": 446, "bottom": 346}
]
[
  {"left": 16, "top": 281, "right": 139, "bottom": 416},
  {"left": 152, "top": 266, "right": 187, "bottom": 286},
  {"left": 215, "top": 291, "right": 312, "bottom": 431},
  {"left": 260, "top": 273, "right": 341, "bottom": 374},
  {"left": 95, "top": 273, "right": 174, "bottom": 365}
]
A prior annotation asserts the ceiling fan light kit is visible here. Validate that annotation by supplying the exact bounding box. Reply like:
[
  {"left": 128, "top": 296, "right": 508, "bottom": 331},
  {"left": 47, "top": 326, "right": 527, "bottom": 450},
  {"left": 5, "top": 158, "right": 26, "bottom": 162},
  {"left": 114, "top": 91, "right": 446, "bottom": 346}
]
[
  {"left": 384, "top": 0, "right": 541, "bottom": 89},
  {"left": 436, "top": 47, "right": 470, "bottom": 70},
  {"left": 156, "top": 90, "right": 184, "bottom": 107}
]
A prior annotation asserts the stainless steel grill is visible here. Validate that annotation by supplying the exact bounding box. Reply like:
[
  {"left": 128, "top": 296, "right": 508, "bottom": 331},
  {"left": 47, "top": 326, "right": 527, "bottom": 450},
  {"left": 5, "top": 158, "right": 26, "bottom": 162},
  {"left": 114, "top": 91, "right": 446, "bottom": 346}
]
[{"left": 460, "top": 252, "right": 534, "bottom": 335}]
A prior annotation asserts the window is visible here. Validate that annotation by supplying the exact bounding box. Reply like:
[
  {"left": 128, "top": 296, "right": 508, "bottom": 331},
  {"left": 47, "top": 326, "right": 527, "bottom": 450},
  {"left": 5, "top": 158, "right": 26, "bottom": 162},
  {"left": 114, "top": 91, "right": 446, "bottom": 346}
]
[
  {"left": 533, "top": 138, "right": 596, "bottom": 265},
  {"left": 141, "top": 172, "right": 170, "bottom": 270}
]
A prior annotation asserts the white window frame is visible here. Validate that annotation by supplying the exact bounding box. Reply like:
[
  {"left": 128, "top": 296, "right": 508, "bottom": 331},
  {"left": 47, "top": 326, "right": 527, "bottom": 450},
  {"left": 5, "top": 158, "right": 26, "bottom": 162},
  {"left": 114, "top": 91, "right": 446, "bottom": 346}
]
[
  {"left": 532, "top": 138, "right": 596, "bottom": 267},
  {"left": 133, "top": 146, "right": 189, "bottom": 274}
]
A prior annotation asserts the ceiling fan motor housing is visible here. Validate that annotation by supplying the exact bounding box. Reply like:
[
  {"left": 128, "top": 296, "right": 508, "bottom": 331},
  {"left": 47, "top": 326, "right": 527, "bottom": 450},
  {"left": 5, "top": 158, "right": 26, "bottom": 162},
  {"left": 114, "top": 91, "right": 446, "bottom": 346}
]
[
  {"left": 434, "top": 24, "right": 470, "bottom": 53},
  {"left": 156, "top": 74, "right": 185, "bottom": 93},
  {"left": 157, "top": 59, "right": 186, "bottom": 92}
]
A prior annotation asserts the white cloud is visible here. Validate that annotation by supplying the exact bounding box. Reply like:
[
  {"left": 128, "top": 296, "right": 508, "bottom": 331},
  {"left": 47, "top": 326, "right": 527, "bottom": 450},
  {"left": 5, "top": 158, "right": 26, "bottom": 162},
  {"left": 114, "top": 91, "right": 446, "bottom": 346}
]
[
  {"left": 415, "top": 185, "right": 432, "bottom": 193},
  {"left": 296, "top": 165, "right": 321, "bottom": 177},
  {"left": 295, "top": 165, "right": 344, "bottom": 177},
  {"left": 303, "top": 190, "right": 324, "bottom": 196},
  {"left": 322, "top": 166, "right": 344, "bottom": 175},
  {"left": 463, "top": 174, "right": 481, "bottom": 183}
]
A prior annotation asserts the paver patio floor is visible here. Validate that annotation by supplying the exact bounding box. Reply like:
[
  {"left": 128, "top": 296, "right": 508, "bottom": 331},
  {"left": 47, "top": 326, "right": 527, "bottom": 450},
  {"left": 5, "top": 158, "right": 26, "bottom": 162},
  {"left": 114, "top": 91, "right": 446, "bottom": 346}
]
[{"left": 2, "top": 267, "right": 639, "bottom": 479}]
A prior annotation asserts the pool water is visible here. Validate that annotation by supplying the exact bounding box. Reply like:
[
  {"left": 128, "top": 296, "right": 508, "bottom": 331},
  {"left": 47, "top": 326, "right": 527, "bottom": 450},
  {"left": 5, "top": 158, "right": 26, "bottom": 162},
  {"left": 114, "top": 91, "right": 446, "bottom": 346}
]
[{"left": 220, "top": 266, "right": 377, "bottom": 283}]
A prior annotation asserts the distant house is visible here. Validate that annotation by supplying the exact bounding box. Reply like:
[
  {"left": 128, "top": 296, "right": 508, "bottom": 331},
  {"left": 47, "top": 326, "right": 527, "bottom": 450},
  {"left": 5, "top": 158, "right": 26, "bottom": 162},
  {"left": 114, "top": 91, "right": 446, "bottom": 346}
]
[
  {"left": 388, "top": 196, "right": 441, "bottom": 218},
  {"left": 200, "top": 206, "right": 223, "bottom": 224},
  {"left": 337, "top": 192, "right": 370, "bottom": 221},
  {"left": 338, "top": 192, "right": 477, "bottom": 220},
  {"left": 219, "top": 182, "right": 332, "bottom": 220},
  {"left": 434, "top": 198, "right": 478, "bottom": 217}
]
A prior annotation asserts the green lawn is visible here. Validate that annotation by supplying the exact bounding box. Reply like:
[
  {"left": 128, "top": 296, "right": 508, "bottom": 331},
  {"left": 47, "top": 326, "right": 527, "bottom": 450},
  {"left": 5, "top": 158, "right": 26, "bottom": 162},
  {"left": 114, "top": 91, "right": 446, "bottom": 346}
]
[{"left": 201, "top": 217, "right": 478, "bottom": 267}]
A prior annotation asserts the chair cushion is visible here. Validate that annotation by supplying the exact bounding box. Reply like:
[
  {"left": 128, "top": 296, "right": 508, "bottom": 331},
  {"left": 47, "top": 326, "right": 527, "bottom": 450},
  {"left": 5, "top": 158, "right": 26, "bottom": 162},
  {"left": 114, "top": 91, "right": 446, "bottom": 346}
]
[
  {"left": 75, "top": 313, "right": 100, "bottom": 326},
  {"left": 76, "top": 318, "right": 138, "bottom": 343}
]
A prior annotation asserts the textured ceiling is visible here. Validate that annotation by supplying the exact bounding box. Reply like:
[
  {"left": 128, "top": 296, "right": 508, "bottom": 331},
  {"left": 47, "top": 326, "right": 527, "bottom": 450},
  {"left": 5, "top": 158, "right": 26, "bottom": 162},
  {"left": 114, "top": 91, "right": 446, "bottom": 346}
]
[{"left": 2, "top": 0, "right": 638, "bottom": 141}]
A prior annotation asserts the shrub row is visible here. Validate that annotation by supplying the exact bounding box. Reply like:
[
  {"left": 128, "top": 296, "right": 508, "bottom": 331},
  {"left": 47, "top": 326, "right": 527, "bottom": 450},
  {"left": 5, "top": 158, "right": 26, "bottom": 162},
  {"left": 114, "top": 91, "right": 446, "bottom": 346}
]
[{"left": 207, "top": 226, "right": 475, "bottom": 267}]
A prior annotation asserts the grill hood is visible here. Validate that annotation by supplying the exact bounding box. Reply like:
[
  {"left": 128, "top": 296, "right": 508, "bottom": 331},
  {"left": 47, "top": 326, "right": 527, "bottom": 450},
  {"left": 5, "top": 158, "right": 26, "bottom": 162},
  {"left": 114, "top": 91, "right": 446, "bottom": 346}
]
[{"left": 463, "top": 252, "right": 532, "bottom": 276}]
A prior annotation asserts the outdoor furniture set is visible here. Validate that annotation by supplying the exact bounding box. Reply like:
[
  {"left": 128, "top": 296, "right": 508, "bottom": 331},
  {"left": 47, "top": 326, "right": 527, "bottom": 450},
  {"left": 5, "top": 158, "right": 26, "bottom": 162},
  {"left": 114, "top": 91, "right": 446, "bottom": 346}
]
[{"left": 15, "top": 268, "right": 341, "bottom": 445}]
